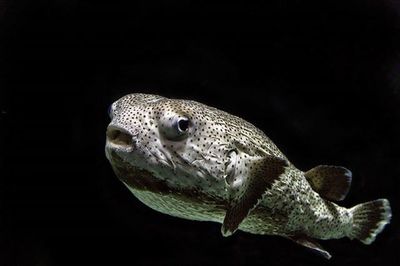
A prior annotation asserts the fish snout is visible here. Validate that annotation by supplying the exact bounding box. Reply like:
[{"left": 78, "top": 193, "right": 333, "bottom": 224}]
[{"left": 106, "top": 125, "right": 135, "bottom": 151}]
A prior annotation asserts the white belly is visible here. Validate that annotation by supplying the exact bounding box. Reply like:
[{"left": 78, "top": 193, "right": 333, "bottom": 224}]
[{"left": 125, "top": 183, "right": 226, "bottom": 223}]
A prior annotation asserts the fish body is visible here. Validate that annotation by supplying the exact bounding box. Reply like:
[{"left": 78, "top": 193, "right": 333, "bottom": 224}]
[{"left": 105, "top": 93, "right": 391, "bottom": 259}]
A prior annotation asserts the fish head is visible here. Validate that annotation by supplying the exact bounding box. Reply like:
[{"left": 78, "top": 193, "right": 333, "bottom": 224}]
[{"left": 105, "top": 93, "right": 231, "bottom": 194}]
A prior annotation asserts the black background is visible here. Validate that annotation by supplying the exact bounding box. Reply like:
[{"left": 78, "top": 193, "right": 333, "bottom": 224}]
[{"left": 1, "top": 0, "right": 400, "bottom": 265}]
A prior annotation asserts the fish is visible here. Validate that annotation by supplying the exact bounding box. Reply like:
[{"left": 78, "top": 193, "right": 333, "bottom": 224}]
[{"left": 105, "top": 93, "right": 392, "bottom": 259}]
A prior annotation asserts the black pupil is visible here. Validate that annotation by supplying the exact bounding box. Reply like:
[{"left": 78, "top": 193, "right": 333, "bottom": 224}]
[{"left": 178, "top": 119, "right": 189, "bottom": 132}]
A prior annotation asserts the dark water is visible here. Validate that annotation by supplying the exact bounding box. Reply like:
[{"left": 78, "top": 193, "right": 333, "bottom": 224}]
[{"left": 1, "top": 1, "right": 399, "bottom": 265}]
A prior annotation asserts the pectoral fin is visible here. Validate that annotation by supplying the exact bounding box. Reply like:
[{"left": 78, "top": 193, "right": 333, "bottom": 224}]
[
  {"left": 289, "top": 235, "right": 332, "bottom": 259},
  {"left": 305, "top": 165, "right": 352, "bottom": 201},
  {"left": 221, "top": 155, "right": 288, "bottom": 236}
]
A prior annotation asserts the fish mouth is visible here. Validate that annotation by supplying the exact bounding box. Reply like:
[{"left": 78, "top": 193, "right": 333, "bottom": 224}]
[{"left": 106, "top": 125, "right": 134, "bottom": 151}]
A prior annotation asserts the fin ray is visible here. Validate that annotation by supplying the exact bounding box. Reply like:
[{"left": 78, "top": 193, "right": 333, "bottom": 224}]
[{"left": 348, "top": 199, "right": 391, "bottom": 244}]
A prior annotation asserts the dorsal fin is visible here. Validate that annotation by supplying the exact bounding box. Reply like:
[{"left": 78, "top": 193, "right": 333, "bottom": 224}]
[
  {"left": 305, "top": 165, "right": 352, "bottom": 201},
  {"left": 288, "top": 234, "right": 332, "bottom": 259}
]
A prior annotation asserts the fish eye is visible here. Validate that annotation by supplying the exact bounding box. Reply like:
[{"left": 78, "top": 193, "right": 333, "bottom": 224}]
[
  {"left": 107, "top": 104, "right": 113, "bottom": 119},
  {"left": 159, "top": 115, "right": 191, "bottom": 141},
  {"left": 177, "top": 118, "right": 190, "bottom": 133}
]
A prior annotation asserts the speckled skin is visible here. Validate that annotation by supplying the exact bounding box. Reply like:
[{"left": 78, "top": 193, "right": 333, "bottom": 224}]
[{"left": 105, "top": 93, "right": 355, "bottom": 240}]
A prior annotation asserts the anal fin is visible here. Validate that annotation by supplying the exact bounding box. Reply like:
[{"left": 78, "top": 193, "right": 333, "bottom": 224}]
[
  {"left": 289, "top": 235, "right": 332, "bottom": 260},
  {"left": 305, "top": 165, "right": 352, "bottom": 201}
]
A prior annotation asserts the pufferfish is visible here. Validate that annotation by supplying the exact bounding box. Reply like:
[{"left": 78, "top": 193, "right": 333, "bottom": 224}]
[{"left": 105, "top": 93, "right": 391, "bottom": 259}]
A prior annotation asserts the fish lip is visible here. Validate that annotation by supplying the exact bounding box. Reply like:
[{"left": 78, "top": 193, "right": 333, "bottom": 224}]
[{"left": 105, "top": 124, "right": 136, "bottom": 153}]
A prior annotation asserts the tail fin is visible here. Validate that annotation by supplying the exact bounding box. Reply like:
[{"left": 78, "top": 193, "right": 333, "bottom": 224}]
[{"left": 349, "top": 199, "right": 392, "bottom": 244}]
